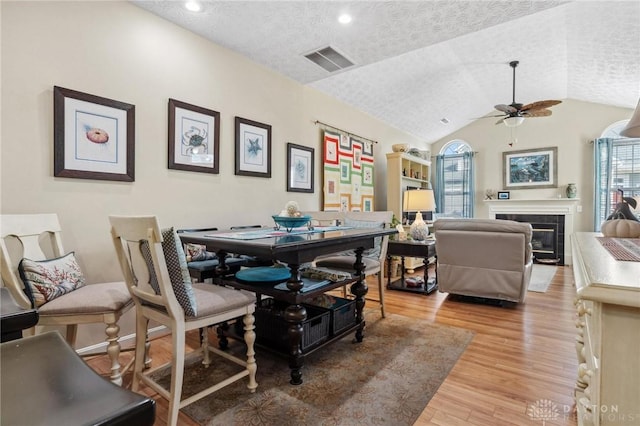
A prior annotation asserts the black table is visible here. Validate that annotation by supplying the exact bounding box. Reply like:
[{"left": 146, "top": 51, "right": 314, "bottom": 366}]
[
  {"left": 1, "top": 331, "right": 155, "bottom": 425},
  {"left": 179, "top": 226, "right": 396, "bottom": 384},
  {"left": 387, "top": 239, "right": 437, "bottom": 294},
  {"left": 0, "top": 287, "right": 38, "bottom": 342}
]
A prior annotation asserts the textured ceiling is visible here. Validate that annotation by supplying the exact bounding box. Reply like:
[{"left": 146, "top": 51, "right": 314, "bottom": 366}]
[{"left": 133, "top": 0, "right": 640, "bottom": 143}]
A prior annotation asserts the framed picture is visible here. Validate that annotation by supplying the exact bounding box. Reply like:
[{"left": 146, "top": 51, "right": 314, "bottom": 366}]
[
  {"left": 54, "top": 86, "right": 135, "bottom": 181},
  {"left": 497, "top": 191, "right": 510, "bottom": 199},
  {"left": 235, "top": 117, "right": 271, "bottom": 178},
  {"left": 168, "top": 99, "right": 220, "bottom": 174},
  {"left": 287, "top": 143, "right": 314, "bottom": 193},
  {"left": 503, "top": 147, "right": 557, "bottom": 189}
]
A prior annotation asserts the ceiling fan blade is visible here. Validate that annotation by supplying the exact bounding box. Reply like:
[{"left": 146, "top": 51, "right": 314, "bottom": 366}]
[
  {"left": 495, "top": 104, "right": 517, "bottom": 114},
  {"left": 522, "top": 109, "right": 553, "bottom": 117},
  {"left": 521, "top": 100, "right": 562, "bottom": 111},
  {"left": 495, "top": 117, "right": 507, "bottom": 125}
]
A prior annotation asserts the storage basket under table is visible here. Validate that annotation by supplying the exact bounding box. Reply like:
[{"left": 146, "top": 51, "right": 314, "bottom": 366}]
[{"left": 238, "top": 298, "right": 331, "bottom": 352}]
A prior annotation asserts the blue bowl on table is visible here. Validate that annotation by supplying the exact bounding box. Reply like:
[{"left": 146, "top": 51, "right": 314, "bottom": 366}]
[{"left": 272, "top": 215, "right": 311, "bottom": 232}]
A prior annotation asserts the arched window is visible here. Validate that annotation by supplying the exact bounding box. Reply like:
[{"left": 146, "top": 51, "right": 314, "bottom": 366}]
[
  {"left": 594, "top": 119, "right": 640, "bottom": 229},
  {"left": 434, "top": 140, "right": 475, "bottom": 218}
]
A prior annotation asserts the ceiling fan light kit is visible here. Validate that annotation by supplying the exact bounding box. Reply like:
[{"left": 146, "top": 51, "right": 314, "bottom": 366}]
[{"left": 504, "top": 116, "right": 525, "bottom": 127}]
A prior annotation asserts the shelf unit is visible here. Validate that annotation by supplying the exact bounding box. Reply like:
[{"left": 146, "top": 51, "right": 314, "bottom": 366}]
[{"left": 386, "top": 152, "right": 432, "bottom": 272}]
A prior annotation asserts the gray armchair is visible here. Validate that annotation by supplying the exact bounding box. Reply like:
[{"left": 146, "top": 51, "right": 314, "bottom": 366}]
[{"left": 434, "top": 218, "right": 533, "bottom": 304}]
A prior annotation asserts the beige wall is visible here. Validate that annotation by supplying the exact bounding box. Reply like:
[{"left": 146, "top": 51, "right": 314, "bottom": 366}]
[
  {"left": 429, "top": 99, "right": 633, "bottom": 231},
  {"left": 1, "top": 1, "right": 424, "bottom": 347}
]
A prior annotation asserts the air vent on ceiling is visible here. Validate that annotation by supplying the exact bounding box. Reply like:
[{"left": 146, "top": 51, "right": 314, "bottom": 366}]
[{"left": 304, "top": 46, "right": 354, "bottom": 73}]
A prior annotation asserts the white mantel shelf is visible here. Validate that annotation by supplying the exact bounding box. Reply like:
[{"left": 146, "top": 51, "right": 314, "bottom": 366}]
[{"left": 485, "top": 198, "right": 579, "bottom": 265}]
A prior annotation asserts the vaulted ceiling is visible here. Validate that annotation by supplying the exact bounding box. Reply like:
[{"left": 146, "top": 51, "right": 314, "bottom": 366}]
[{"left": 133, "top": 1, "right": 640, "bottom": 143}]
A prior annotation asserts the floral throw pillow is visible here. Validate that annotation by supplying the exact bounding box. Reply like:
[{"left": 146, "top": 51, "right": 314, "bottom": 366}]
[
  {"left": 184, "top": 243, "right": 217, "bottom": 262},
  {"left": 18, "top": 252, "right": 86, "bottom": 307}
]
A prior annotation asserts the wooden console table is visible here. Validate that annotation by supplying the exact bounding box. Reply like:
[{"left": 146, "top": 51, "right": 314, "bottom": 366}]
[
  {"left": 571, "top": 232, "right": 640, "bottom": 425},
  {"left": 179, "top": 226, "right": 396, "bottom": 385},
  {"left": 386, "top": 239, "right": 437, "bottom": 294}
]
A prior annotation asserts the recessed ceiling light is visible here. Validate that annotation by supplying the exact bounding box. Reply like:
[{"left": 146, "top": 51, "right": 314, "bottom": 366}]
[
  {"left": 184, "top": 1, "right": 202, "bottom": 12},
  {"left": 338, "top": 14, "right": 352, "bottom": 24}
]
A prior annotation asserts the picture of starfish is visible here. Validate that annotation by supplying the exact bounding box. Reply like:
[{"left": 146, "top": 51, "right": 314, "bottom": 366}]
[{"left": 246, "top": 137, "right": 262, "bottom": 157}]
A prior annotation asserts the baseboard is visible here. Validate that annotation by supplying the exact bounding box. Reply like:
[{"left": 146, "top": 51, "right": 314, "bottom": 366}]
[{"left": 76, "top": 325, "right": 169, "bottom": 356}]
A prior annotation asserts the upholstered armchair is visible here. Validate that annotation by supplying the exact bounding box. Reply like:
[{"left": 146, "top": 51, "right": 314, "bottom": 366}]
[{"left": 434, "top": 218, "right": 533, "bottom": 304}]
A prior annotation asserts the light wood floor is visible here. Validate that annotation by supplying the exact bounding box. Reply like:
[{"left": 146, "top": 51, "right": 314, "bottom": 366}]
[{"left": 87, "top": 265, "right": 578, "bottom": 426}]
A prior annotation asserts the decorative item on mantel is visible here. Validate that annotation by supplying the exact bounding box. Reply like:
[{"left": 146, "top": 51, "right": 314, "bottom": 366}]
[
  {"left": 403, "top": 189, "right": 436, "bottom": 241},
  {"left": 566, "top": 183, "right": 577, "bottom": 199},
  {"left": 485, "top": 189, "right": 496, "bottom": 200}
]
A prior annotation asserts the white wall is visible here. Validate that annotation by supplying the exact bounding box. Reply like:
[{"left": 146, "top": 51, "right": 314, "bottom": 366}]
[
  {"left": 429, "top": 99, "right": 633, "bottom": 231},
  {"left": 0, "top": 1, "right": 423, "bottom": 347}
]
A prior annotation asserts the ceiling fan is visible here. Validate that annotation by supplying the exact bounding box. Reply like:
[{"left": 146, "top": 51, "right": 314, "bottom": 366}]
[{"left": 490, "top": 60, "right": 561, "bottom": 127}]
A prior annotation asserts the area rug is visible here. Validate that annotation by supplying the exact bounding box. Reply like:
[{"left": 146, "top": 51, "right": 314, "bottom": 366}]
[
  {"left": 151, "top": 312, "right": 474, "bottom": 426},
  {"left": 527, "top": 264, "right": 557, "bottom": 292}
]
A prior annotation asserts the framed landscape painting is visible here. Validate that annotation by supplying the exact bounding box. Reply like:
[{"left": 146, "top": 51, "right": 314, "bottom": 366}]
[{"left": 503, "top": 147, "right": 557, "bottom": 189}]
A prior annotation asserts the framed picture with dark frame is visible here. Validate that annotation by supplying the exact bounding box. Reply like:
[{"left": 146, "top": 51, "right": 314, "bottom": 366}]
[
  {"left": 168, "top": 98, "right": 220, "bottom": 174},
  {"left": 235, "top": 117, "right": 271, "bottom": 178},
  {"left": 497, "top": 191, "right": 510, "bottom": 199},
  {"left": 503, "top": 146, "right": 558, "bottom": 189},
  {"left": 54, "top": 86, "right": 135, "bottom": 182},
  {"left": 287, "top": 143, "right": 314, "bottom": 193}
]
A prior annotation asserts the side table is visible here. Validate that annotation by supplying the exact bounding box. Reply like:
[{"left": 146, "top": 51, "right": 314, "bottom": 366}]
[{"left": 386, "top": 239, "right": 437, "bottom": 294}]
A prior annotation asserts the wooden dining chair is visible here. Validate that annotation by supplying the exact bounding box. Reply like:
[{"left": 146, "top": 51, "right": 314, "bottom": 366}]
[
  {"left": 311, "top": 211, "right": 393, "bottom": 318},
  {"left": 110, "top": 215, "right": 258, "bottom": 426},
  {"left": 0, "top": 213, "right": 135, "bottom": 386}
]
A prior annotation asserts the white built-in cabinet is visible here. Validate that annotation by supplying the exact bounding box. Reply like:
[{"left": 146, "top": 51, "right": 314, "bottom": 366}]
[
  {"left": 571, "top": 232, "right": 640, "bottom": 426},
  {"left": 386, "top": 152, "right": 432, "bottom": 272}
]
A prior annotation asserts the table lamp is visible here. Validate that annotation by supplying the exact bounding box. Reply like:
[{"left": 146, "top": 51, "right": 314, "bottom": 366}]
[{"left": 403, "top": 189, "right": 436, "bottom": 241}]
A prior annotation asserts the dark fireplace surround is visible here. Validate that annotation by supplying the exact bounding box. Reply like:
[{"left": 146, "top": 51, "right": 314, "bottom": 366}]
[{"left": 496, "top": 214, "right": 565, "bottom": 265}]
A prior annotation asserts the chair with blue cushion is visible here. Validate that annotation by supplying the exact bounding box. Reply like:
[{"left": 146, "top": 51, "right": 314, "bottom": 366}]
[{"left": 110, "top": 215, "right": 258, "bottom": 426}]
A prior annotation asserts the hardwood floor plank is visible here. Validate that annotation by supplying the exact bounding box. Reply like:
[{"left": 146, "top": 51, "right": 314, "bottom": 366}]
[{"left": 86, "top": 264, "right": 578, "bottom": 425}]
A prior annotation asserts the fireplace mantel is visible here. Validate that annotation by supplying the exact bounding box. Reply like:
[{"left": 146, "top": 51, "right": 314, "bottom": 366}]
[{"left": 485, "top": 198, "right": 580, "bottom": 264}]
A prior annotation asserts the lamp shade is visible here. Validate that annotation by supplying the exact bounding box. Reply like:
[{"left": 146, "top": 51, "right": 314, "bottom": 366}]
[
  {"left": 403, "top": 189, "right": 436, "bottom": 213},
  {"left": 620, "top": 100, "right": 640, "bottom": 138}
]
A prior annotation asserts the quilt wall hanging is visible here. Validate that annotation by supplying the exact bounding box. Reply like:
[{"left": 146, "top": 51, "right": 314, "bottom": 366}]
[{"left": 322, "top": 131, "right": 375, "bottom": 211}]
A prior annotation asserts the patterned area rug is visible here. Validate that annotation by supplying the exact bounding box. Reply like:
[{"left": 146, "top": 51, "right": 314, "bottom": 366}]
[
  {"left": 528, "top": 264, "right": 557, "bottom": 293},
  {"left": 596, "top": 237, "right": 640, "bottom": 261},
  {"left": 150, "top": 312, "right": 474, "bottom": 426}
]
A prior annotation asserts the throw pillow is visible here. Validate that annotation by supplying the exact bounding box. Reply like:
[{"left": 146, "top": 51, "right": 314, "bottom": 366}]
[
  {"left": 184, "top": 243, "right": 217, "bottom": 262},
  {"left": 341, "top": 218, "right": 385, "bottom": 259},
  {"left": 18, "top": 252, "right": 86, "bottom": 307},
  {"left": 139, "top": 227, "right": 198, "bottom": 317}
]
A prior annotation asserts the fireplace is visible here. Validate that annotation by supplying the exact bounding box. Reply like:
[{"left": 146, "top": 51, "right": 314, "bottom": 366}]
[
  {"left": 496, "top": 214, "right": 564, "bottom": 264},
  {"left": 485, "top": 198, "right": 579, "bottom": 265}
]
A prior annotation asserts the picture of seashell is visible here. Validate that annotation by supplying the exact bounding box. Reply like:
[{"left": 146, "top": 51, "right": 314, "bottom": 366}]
[{"left": 86, "top": 128, "right": 109, "bottom": 144}]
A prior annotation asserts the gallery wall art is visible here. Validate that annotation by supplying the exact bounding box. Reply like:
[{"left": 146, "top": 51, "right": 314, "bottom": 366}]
[{"left": 322, "top": 131, "right": 375, "bottom": 211}]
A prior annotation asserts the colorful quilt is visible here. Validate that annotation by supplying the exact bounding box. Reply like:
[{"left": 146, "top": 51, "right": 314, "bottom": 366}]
[{"left": 322, "top": 131, "right": 375, "bottom": 212}]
